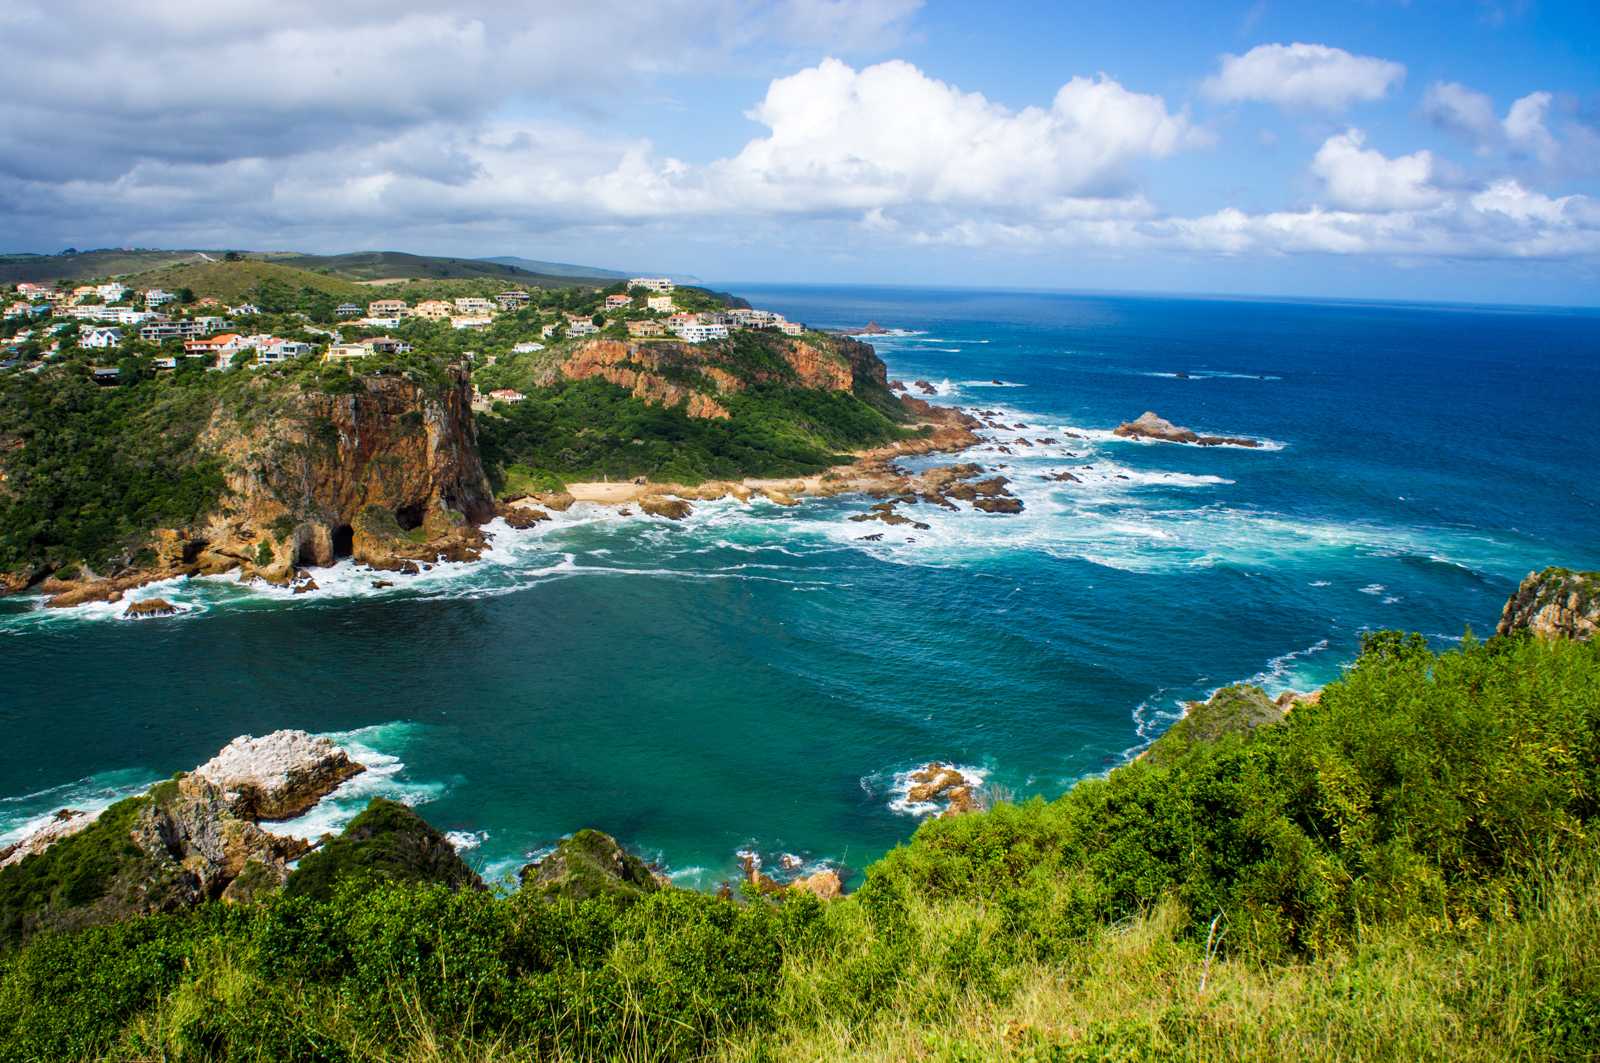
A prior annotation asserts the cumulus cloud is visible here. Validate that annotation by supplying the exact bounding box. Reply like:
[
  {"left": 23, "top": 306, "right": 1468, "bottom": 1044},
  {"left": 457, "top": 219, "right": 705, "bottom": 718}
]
[
  {"left": 1203, "top": 42, "right": 1404, "bottom": 112},
  {"left": 1424, "top": 81, "right": 1597, "bottom": 174},
  {"left": 0, "top": 0, "right": 924, "bottom": 183},
  {"left": 1422, "top": 82, "right": 1502, "bottom": 145},
  {"left": 1309, "top": 130, "right": 1443, "bottom": 211}
]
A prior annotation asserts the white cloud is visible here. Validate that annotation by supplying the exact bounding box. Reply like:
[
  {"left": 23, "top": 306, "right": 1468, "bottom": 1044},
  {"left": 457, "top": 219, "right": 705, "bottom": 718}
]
[
  {"left": 0, "top": 0, "right": 924, "bottom": 183},
  {"left": 1310, "top": 129, "right": 1444, "bottom": 211},
  {"left": 707, "top": 59, "right": 1205, "bottom": 211},
  {"left": 1422, "top": 82, "right": 1501, "bottom": 145},
  {"left": 1203, "top": 42, "right": 1404, "bottom": 112},
  {"left": 1503, "top": 91, "right": 1560, "bottom": 163}
]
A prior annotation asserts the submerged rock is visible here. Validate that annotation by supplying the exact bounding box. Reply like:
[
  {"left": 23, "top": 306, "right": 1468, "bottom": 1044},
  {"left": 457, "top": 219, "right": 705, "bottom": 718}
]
[
  {"left": 1497, "top": 567, "right": 1600, "bottom": 641},
  {"left": 520, "top": 829, "right": 663, "bottom": 902},
  {"left": 1113, "top": 410, "right": 1261, "bottom": 448},
  {"left": 192, "top": 730, "right": 365, "bottom": 821}
]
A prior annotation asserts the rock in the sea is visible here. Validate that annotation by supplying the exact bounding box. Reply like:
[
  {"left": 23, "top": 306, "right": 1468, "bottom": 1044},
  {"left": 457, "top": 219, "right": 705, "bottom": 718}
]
[
  {"left": 124, "top": 597, "right": 177, "bottom": 618},
  {"left": 640, "top": 495, "right": 693, "bottom": 520},
  {"left": 1497, "top": 567, "right": 1600, "bottom": 641},
  {"left": 291, "top": 578, "right": 319, "bottom": 594},
  {"left": 1049, "top": 471, "right": 1081, "bottom": 483},
  {"left": 790, "top": 867, "right": 844, "bottom": 900},
  {"left": 906, "top": 762, "right": 983, "bottom": 818},
  {"left": 0, "top": 808, "right": 98, "bottom": 869},
  {"left": 1113, "top": 410, "right": 1261, "bottom": 448},
  {"left": 913, "top": 379, "right": 938, "bottom": 395},
  {"left": 974, "top": 497, "right": 1024, "bottom": 514},
  {"left": 502, "top": 505, "right": 551, "bottom": 529},
  {"left": 520, "top": 829, "right": 664, "bottom": 902},
  {"left": 192, "top": 730, "right": 365, "bottom": 821},
  {"left": 283, "top": 798, "right": 482, "bottom": 901}
]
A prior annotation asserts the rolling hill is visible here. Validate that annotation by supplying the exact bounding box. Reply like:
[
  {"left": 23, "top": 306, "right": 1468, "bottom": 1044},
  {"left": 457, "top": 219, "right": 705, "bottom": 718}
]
[{"left": 0, "top": 248, "right": 623, "bottom": 289}]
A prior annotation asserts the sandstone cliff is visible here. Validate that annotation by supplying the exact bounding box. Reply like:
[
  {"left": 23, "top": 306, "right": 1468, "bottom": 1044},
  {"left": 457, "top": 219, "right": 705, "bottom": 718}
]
[
  {"left": 38, "top": 367, "right": 495, "bottom": 604},
  {"left": 1497, "top": 567, "right": 1600, "bottom": 641},
  {"left": 557, "top": 333, "right": 893, "bottom": 421}
]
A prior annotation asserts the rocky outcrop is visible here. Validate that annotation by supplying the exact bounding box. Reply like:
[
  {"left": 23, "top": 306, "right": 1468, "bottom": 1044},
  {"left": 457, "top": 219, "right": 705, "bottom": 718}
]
[
  {"left": 559, "top": 334, "right": 876, "bottom": 422},
  {"left": 0, "top": 772, "right": 313, "bottom": 945},
  {"left": 1113, "top": 411, "right": 1261, "bottom": 448},
  {"left": 1497, "top": 567, "right": 1600, "bottom": 641},
  {"left": 192, "top": 730, "right": 365, "bottom": 821},
  {"left": 124, "top": 598, "right": 177, "bottom": 618},
  {"left": 283, "top": 798, "right": 482, "bottom": 902},
  {"left": 33, "top": 367, "right": 496, "bottom": 605},
  {"left": 640, "top": 495, "right": 693, "bottom": 520},
  {"left": 501, "top": 501, "right": 551, "bottom": 528},
  {"left": 790, "top": 867, "right": 844, "bottom": 900},
  {"left": 1143, "top": 685, "right": 1287, "bottom": 767},
  {"left": 520, "top": 829, "right": 664, "bottom": 902},
  {"left": 906, "top": 763, "right": 982, "bottom": 818},
  {"left": 0, "top": 809, "right": 97, "bottom": 869}
]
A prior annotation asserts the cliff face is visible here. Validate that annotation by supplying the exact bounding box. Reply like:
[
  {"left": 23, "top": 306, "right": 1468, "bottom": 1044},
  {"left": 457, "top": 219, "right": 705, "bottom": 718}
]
[
  {"left": 558, "top": 333, "right": 887, "bottom": 420},
  {"left": 193, "top": 368, "right": 495, "bottom": 580},
  {"left": 1497, "top": 567, "right": 1600, "bottom": 641}
]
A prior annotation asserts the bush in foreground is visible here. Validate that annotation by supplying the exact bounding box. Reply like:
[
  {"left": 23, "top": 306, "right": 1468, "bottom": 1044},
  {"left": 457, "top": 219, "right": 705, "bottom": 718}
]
[{"left": 1, "top": 630, "right": 1597, "bottom": 1061}]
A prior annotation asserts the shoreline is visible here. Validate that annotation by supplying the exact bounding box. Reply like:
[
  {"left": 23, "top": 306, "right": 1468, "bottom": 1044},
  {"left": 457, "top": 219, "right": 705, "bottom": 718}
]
[{"left": 14, "top": 395, "right": 988, "bottom": 611}]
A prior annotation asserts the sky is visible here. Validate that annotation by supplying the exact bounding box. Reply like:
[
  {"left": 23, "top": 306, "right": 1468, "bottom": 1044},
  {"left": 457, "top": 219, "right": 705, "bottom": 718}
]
[{"left": 3, "top": 0, "right": 1600, "bottom": 305}]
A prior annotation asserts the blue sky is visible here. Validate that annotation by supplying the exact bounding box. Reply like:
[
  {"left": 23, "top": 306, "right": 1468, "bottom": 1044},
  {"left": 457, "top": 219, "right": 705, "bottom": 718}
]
[{"left": 4, "top": 0, "right": 1599, "bottom": 304}]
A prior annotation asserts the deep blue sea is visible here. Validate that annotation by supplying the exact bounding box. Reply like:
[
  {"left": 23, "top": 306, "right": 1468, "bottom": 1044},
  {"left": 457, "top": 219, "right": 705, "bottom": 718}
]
[{"left": 3, "top": 287, "right": 1597, "bottom": 887}]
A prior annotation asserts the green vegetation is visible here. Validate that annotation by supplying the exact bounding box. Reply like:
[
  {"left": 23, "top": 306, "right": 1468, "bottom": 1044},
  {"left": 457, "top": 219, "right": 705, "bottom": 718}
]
[
  {"left": 0, "top": 366, "right": 225, "bottom": 573},
  {"left": 283, "top": 799, "right": 481, "bottom": 903},
  {"left": 137, "top": 259, "right": 370, "bottom": 305},
  {"left": 478, "top": 377, "right": 905, "bottom": 486},
  {"left": 2, "top": 631, "right": 1597, "bottom": 1060}
]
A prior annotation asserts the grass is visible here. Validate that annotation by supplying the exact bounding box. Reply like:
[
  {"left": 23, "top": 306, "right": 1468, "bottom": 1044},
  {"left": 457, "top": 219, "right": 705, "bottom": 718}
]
[{"left": 2, "top": 631, "right": 1598, "bottom": 1061}]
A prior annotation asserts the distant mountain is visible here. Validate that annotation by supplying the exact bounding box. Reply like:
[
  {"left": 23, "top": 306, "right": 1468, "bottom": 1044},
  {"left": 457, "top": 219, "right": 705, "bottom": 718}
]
[
  {"left": 0, "top": 248, "right": 611, "bottom": 288},
  {"left": 479, "top": 256, "right": 630, "bottom": 281}
]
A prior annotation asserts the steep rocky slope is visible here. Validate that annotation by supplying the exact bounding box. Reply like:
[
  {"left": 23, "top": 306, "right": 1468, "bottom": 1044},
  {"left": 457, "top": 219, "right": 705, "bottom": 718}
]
[{"left": 1498, "top": 566, "right": 1600, "bottom": 641}]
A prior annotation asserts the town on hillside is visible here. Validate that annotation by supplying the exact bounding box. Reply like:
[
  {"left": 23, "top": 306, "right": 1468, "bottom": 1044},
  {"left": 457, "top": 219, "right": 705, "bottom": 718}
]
[{"left": 1, "top": 273, "right": 809, "bottom": 391}]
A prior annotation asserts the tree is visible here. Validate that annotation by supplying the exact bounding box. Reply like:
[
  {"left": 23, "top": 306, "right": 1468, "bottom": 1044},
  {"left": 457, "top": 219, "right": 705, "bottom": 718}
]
[
  {"left": 177, "top": 288, "right": 196, "bottom": 304},
  {"left": 224, "top": 251, "right": 242, "bottom": 262}
]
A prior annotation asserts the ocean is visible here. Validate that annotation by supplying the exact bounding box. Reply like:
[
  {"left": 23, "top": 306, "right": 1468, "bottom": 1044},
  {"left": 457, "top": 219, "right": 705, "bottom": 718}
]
[{"left": 3, "top": 286, "right": 1597, "bottom": 888}]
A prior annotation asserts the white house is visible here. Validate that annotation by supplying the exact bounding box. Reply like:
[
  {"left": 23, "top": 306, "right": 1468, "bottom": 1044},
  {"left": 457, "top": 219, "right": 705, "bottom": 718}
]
[
  {"left": 646, "top": 295, "right": 676, "bottom": 313},
  {"left": 96, "top": 283, "right": 129, "bottom": 303},
  {"left": 778, "top": 320, "right": 803, "bottom": 336},
  {"left": 335, "top": 303, "right": 362, "bottom": 317},
  {"left": 604, "top": 294, "right": 632, "bottom": 311},
  {"left": 628, "top": 277, "right": 675, "bottom": 293},
  {"left": 671, "top": 322, "right": 729, "bottom": 343},
  {"left": 455, "top": 297, "right": 496, "bottom": 315},
  {"left": 512, "top": 341, "right": 545, "bottom": 353},
  {"left": 144, "top": 289, "right": 177, "bottom": 307},
  {"left": 567, "top": 320, "right": 599, "bottom": 336},
  {"left": 80, "top": 327, "right": 122, "bottom": 349},
  {"left": 451, "top": 315, "right": 494, "bottom": 330},
  {"left": 230, "top": 303, "right": 261, "bottom": 315}
]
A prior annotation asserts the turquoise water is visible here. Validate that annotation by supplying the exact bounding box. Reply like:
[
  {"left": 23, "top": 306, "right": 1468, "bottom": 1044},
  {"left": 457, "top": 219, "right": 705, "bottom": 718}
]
[{"left": 3, "top": 288, "right": 1597, "bottom": 887}]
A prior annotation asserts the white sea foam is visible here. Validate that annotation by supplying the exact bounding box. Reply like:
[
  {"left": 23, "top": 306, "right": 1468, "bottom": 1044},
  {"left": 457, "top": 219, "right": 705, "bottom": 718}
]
[
  {"left": 272, "top": 721, "right": 447, "bottom": 843},
  {"left": 445, "top": 829, "right": 488, "bottom": 852},
  {"left": 1246, "top": 639, "right": 1331, "bottom": 693},
  {"left": 0, "top": 768, "right": 160, "bottom": 847},
  {"left": 1360, "top": 583, "right": 1386, "bottom": 595}
]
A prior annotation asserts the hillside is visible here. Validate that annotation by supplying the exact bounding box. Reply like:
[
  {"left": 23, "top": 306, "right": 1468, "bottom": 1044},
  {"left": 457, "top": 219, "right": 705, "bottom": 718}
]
[
  {"left": 0, "top": 248, "right": 618, "bottom": 289},
  {"left": 0, "top": 249, "right": 213, "bottom": 285},
  {"left": 133, "top": 258, "right": 371, "bottom": 302},
  {"left": 0, "top": 330, "right": 911, "bottom": 597},
  {"left": 479, "top": 254, "right": 630, "bottom": 280},
  {"left": 272, "top": 251, "right": 582, "bottom": 286},
  {"left": 0, "top": 589, "right": 1596, "bottom": 1060}
]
